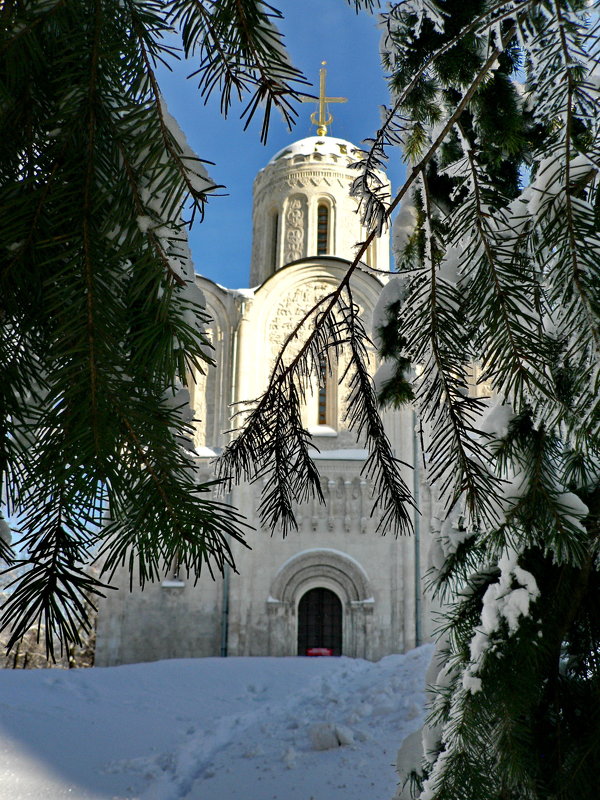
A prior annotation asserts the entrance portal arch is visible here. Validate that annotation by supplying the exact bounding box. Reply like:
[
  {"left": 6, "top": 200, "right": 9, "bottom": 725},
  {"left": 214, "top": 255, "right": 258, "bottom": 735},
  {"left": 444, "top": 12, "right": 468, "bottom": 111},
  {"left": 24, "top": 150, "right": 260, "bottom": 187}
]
[{"left": 266, "top": 548, "right": 374, "bottom": 658}]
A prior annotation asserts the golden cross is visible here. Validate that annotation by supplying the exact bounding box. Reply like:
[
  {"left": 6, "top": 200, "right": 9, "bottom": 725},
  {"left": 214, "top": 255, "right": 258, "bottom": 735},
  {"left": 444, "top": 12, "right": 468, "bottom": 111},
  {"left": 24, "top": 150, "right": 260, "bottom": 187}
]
[{"left": 300, "top": 62, "right": 347, "bottom": 136}]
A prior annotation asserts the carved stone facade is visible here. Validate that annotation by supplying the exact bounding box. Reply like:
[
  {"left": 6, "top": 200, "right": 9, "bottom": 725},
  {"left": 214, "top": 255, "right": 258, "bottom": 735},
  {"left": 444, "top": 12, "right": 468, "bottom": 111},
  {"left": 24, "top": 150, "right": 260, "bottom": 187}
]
[
  {"left": 95, "top": 134, "right": 433, "bottom": 668},
  {"left": 284, "top": 194, "right": 306, "bottom": 263},
  {"left": 267, "top": 279, "right": 331, "bottom": 357}
]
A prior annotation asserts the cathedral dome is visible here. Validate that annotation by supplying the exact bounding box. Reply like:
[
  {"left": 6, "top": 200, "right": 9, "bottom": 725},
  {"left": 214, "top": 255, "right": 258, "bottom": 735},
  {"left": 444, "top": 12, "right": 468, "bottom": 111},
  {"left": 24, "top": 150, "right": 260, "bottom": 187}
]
[
  {"left": 249, "top": 133, "right": 388, "bottom": 286},
  {"left": 267, "top": 135, "right": 361, "bottom": 166}
]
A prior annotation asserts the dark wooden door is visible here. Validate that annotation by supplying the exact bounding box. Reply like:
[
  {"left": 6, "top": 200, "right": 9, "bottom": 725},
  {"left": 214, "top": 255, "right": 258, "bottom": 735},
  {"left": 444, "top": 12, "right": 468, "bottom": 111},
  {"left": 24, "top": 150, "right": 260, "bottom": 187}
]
[{"left": 297, "top": 588, "right": 342, "bottom": 656}]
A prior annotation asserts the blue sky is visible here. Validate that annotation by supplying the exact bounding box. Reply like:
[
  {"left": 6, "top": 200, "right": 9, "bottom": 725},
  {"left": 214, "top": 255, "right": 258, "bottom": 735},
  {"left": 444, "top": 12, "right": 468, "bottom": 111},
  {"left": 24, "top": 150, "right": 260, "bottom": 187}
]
[{"left": 158, "top": 1, "right": 404, "bottom": 288}]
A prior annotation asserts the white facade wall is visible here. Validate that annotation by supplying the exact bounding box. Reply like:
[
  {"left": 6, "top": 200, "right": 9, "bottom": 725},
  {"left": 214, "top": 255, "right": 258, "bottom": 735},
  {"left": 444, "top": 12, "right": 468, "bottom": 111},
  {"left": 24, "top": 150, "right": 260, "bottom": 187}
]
[{"left": 95, "top": 134, "right": 432, "bottom": 667}]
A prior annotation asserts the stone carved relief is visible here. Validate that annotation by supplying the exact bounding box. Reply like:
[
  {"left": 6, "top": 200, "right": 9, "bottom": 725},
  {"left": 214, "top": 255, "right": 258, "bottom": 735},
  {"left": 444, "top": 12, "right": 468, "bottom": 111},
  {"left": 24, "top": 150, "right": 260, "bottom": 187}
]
[
  {"left": 344, "top": 480, "right": 353, "bottom": 533},
  {"left": 253, "top": 472, "right": 374, "bottom": 536},
  {"left": 347, "top": 478, "right": 369, "bottom": 534},
  {"left": 326, "top": 479, "right": 336, "bottom": 531},
  {"left": 284, "top": 195, "right": 306, "bottom": 263},
  {"left": 333, "top": 478, "right": 345, "bottom": 525},
  {"left": 282, "top": 170, "right": 352, "bottom": 190},
  {"left": 249, "top": 466, "right": 386, "bottom": 537},
  {"left": 310, "top": 478, "right": 327, "bottom": 532},
  {"left": 267, "top": 281, "right": 332, "bottom": 359},
  {"left": 285, "top": 176, "right": 306, "bottom": 189},
  {"left": 286, "top": 196, "right": 304, "bottom": 227}
]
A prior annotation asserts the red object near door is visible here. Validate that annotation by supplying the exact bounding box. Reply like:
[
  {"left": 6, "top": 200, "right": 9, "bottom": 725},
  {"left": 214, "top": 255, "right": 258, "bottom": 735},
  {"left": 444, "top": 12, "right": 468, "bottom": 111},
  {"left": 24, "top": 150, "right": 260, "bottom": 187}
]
[{"left": 306, "top": 647, "right": 333, "bottom": 656}]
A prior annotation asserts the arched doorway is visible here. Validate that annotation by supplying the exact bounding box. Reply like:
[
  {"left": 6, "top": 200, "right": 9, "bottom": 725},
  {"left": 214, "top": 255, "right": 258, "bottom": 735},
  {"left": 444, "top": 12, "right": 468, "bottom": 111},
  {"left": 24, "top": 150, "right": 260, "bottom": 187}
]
[
  {"left": 268, "top": 548, "right": 374, "bottom": 658},
  {"left": 297, "top": 587, "right": 342, "bottom": 656}
]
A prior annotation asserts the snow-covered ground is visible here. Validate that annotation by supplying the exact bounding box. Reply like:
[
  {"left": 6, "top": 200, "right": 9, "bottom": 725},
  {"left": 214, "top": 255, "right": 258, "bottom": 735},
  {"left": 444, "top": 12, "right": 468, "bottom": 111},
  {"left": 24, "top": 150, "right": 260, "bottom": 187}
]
[{"left": 0, "top": 645, "right": 432, "bottom": 800}]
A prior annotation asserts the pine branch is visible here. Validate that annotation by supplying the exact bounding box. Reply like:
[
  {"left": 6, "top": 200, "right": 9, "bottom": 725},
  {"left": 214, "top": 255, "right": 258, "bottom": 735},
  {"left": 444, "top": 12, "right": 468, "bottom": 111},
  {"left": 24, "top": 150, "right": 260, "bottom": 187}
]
[
  {"left": 345, "top": 0, "right": 380, "bottom": 11},
  {"left": 81, "top": 0, "right": 103, "bottom": 458},
  {"left": 353, "top": 0, "right": 529, "bottom": 220},
  {"left": 171, "top": 0, "right": 308, "bottom": 143},
  {"left": 384, "top": 3, "right": 600, "bottom": 798},
  {"left": 552, "top": 0, "right": 600, "bottom": 355},
  {"left": 522, "top": 5, "right": 600, "bottom": 432},
  {"left": 133, "top": 18, "right": 216, "bottom": 211},
  {"left": 0, "top": 489, "right": 108, "bottom": 659},
  {"left": 352, "top": 24, "right": 518, "bottom": 238},
  {"left": 0, "top": 0, "right": 66, "bottom": 55},
  {"left": 0, "top": 0, "right": 249, "bottom": 653},
  {"left": 219, "top": 288, "right": 414, "bottom": 536},
  {"left": 452, "top": 123, "right": 551, "bottom": 406},
  {"left": 415, "top": 172, "right": 500, "bottom": 524},
  {"left": 343, "top": 294, "right": 414, "bottom": 534}
]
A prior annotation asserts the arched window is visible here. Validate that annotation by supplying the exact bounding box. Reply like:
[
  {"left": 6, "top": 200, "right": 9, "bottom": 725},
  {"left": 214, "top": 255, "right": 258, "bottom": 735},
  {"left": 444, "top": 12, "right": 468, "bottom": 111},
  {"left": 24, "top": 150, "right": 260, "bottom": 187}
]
[
  {"left": 317, "top": 203, "right": 329, "bottom": 255},
  {"left": 271, "top": 211, "right": 279, "bottom": 272},
  {"left": 297, "top": 587, "right": 342, "bottom": 656},
  {"left": 314, "top": 352, "right": 337, "bottom": 429},
  {"left": 318, "top": 353, "right": 328, "bottom": 426},
  {"left": 365, "top": 240, "right": 377, "bottom": 269}
]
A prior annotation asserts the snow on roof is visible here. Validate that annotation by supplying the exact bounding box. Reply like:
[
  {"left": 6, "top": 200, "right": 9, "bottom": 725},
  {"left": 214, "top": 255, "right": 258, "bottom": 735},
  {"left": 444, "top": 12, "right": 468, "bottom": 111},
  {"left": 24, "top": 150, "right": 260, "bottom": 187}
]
[
  {"left": 308, "top": 448, "right": 368, "bottom": 460},
  {"left": 267, "top": 135, "right": 361, "bottom": 165},
  {"left": 195, "top": 446, "right": 217, "bottom": 458},
  {"left": 232, "top": 287, "right": 256, "bottom": 299}
]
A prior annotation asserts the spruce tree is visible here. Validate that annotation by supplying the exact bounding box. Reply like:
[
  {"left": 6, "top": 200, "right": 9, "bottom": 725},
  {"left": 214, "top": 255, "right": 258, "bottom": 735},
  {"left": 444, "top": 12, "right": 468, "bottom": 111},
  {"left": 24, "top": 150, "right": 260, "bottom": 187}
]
[
  {"left": 367, "top": 2, "right": 600, "bottom": 798},
  {"left": 0, "top": 0, "right": 306, "bottom": 656}
]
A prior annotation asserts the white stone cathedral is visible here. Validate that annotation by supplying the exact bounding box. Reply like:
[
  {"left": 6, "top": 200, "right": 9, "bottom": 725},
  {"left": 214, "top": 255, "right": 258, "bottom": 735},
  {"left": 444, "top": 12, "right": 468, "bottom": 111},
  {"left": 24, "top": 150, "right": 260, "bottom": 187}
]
[{"left": 95, "top": 97, "right": 434, "bottom": 666}]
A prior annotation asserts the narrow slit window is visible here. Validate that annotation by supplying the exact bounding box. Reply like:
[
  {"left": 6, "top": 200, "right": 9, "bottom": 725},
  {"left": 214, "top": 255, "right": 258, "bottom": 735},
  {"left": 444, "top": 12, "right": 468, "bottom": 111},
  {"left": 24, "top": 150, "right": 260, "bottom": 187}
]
[
  {"left": 318, "top": 353, "right": 328, "bottom": 425},
  {"left": 317, "top": 204, "right": 329, "bottom": 256},
  {"left": 271, "top": 212, "right": 279, "bottom": 271},
  {"left": 365, "top": 241, "right": 376, "bottom": 268}
]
